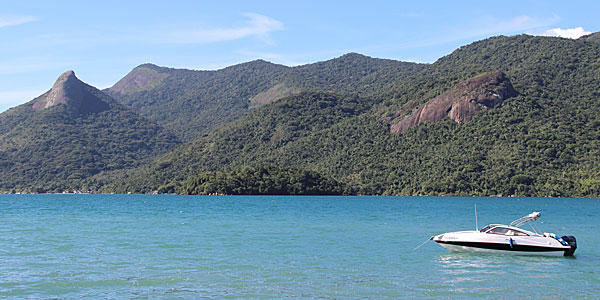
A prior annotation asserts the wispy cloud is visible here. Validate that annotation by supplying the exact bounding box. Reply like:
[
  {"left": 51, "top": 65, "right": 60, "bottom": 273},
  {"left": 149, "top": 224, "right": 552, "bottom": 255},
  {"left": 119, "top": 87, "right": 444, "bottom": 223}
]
[
  {"left": 8, "top": 13, "right": 284, "bottom": 50},
  {"left": 165, "top": 13, "right": 284, "bottom": 44},
  {"left": 542, "top": 27, "right": 591, "bottom": 39},
  {"left": 0, "top": 15, "right": 36, "bottom": 28}
]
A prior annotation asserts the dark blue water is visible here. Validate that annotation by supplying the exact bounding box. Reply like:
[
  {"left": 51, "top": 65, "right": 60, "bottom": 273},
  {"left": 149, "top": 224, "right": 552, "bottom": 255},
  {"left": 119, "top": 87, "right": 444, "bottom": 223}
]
[{"left": 1, "top": 195, "right": 598, "bottom": 299}]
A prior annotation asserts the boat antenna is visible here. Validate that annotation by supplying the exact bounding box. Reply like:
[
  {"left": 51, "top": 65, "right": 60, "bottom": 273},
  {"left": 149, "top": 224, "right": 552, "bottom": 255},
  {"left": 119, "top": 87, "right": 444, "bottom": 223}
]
[{"left": 474, "top": 203, "right": 478, "bottom": 231}]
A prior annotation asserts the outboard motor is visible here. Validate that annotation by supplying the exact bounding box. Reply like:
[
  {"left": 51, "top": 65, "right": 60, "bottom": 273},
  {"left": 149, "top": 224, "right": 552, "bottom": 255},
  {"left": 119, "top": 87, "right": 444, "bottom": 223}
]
[{"left": 561, "top": 235, "right": 577, "bottom": 256}]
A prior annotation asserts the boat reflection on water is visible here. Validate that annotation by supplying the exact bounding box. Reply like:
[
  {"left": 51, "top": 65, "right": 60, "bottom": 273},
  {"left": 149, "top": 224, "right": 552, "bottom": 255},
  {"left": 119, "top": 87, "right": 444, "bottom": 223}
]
[{"left": 437, "top": 253, "right": 566, "bottom": 293}]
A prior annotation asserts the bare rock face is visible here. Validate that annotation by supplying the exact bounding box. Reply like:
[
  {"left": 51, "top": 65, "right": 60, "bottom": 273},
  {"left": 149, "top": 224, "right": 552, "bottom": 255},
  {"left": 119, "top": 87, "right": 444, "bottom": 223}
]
[
  {"left": 31, "top": 70, "right": 109, "bottom": 114},
  {"left": 32, "top": 71, "right": 82, "bottom": 111},
  {"left": 390, "top": 71, "right": 516, "bottom": 134}
]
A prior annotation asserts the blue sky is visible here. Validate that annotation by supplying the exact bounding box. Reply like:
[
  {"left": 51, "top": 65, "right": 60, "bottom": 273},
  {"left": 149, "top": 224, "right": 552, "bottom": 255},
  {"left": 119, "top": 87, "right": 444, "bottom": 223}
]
[{"left": 1, "top": 0, "right": 598, "bottom": 112}]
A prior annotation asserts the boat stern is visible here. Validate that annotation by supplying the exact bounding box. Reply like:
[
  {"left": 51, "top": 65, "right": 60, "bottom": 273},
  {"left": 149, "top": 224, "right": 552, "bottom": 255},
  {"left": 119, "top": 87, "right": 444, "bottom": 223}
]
[{"left": 561, "top": 235, "right": 577, "bottom": 256}]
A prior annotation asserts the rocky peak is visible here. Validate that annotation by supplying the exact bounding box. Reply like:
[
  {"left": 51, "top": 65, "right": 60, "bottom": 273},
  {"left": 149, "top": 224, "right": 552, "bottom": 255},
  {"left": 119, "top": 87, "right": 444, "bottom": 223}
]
[
  {"left": 32, "top": 70, "right": 83, "bottom": 111},
  {"left": 31, "top": 70, "right": 110, "bottom": 115},
  {"left": 390, "top": 71, "right": 517, "bottom": 134}
]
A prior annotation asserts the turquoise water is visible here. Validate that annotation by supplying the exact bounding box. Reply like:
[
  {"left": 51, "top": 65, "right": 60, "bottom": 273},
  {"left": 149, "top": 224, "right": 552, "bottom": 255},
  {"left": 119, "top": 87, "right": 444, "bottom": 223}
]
[{"left": 0, "top": 195, "right": 598, "bottom": 299}]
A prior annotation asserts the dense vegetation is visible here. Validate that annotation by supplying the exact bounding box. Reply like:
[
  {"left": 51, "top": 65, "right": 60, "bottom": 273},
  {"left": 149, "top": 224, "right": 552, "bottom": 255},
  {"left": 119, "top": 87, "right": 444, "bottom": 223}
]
[
  {"left": 0, "top": 77, "right": 179, "bottom": 193},
  {"left": 174, "top": 166, "right": 347, "bottom": 195},
  {"left": 99, "top": 92, "right": 372, "bottom": 193},
  {"left": 106, "top": 61, "right": 288, "bottom": 141},
  {"left": 1, "top": 34, "right": 599, "bottom": 197},
  {"left": 106, "top": 54, "right": 425, "bottom": 141},
  {"left": 111, "top": 34, "right": 600, "bottom": 197}
]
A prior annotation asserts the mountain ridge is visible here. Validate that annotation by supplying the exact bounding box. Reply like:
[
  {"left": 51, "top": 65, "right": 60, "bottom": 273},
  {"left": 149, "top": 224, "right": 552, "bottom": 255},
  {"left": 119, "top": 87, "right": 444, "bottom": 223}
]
[
  {"left": 0, "top": 72, "right": 179, "bottom": 193},
  {"left": 105, "top": 53, "right": 425, "bottom": 140},
  {"left": 1, "top": 33, "right": 599, "bottom": 196},
  {"left": 107, "top": 34, "right": 600, "bottom": 197}
]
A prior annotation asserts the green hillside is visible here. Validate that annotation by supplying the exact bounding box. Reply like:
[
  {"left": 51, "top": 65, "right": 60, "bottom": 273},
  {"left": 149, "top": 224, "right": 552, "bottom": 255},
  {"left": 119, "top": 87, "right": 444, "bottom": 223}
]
[
  {"left": 99, "top": 91, "right": 372, "bottom": 193},
  {"left": 0, "top": 71, "right": 179, "bottom": 193},
  {"left": 111, "top": 34, "right": 600, "bottom": 197},
  {"left": 2, "top": 34, "right": 598, "bottom": 196},
  {"left": 106, "top": 54, "right": 425, "bottom": 141},
  {"left": 177, "top": 165, "right": 348, "bottom": 196}
]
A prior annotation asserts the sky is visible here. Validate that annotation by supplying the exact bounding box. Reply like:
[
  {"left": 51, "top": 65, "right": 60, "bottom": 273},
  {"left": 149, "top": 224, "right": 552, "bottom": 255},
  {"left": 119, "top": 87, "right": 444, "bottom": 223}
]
[{"left": 1, "top": 0, "right": 598, "bottom": 113}]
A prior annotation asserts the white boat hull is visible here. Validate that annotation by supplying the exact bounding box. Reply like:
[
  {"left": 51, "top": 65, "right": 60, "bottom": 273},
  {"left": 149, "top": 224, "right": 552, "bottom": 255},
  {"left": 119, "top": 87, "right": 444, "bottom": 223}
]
[
  {"left": 438, "top": 242, "right": 566, "bottom": 256},
  {"left": 433, "top": 230, "right": 574, "bottom": 256},
  {"left": 432, "top": 212, "right": 576, "bottom": 256}
]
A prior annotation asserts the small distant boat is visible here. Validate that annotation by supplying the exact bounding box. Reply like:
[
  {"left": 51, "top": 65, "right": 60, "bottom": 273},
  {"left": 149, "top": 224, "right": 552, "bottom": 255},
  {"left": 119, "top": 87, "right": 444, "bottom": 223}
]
[{"left": 433, "top": 212, "right": 577, "bottom": 256}]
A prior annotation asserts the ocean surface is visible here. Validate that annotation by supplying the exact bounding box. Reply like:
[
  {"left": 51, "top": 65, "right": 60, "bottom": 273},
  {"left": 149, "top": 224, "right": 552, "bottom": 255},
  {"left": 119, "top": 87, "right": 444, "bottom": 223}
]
[{"left": 0, "top": 195, "right": 598, "bottom": 299}]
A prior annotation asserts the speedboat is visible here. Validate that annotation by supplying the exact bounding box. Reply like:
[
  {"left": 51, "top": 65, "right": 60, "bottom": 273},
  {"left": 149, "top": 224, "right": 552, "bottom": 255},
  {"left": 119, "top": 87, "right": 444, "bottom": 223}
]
[{"left": 433, "top": 212, "right": 577, "bottom": 256}]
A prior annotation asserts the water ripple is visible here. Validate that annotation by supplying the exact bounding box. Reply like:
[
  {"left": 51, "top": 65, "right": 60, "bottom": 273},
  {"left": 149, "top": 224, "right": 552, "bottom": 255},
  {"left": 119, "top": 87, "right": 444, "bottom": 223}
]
[{"left": 0, "top": 194, "right": 598, "bottom": 299}]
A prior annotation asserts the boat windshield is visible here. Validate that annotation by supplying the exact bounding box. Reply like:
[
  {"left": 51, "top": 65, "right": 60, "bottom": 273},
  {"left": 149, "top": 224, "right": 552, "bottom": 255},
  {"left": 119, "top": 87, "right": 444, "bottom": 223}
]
[
  {"left": 487, "top": 227, "right": 510, "bottom": 235},
  {"left": 506, "top": 229, "right": 529, "bottom": 236},
  {"left": 481, "top": 225, "right": 531, "bottom": 236},
  {"left": 480, "top": 225, "right": 494, "bottom": 233}
]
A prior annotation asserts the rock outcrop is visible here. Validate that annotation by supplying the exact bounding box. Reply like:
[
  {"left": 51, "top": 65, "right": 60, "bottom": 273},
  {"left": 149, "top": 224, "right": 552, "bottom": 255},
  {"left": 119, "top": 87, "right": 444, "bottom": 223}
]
[
  {"left": 32, "top": 71, "right": 82, "bottom": 110},
  {"left": 390, "top": 71, "right": 516, "bottom": 133},
  {"left": 32, "top": 70, "right": 109, "bottom": 114}
]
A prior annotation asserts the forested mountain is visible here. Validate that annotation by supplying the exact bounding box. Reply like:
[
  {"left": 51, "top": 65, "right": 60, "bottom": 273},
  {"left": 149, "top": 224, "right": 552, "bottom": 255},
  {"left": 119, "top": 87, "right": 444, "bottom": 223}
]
[
  {"left": 2, "top": 33, "right": 599, "bottom": 196},
  {"left": 0, "top": 71, "right": 179, "bottom": 193},
  {"left": 99, "top": 91, "right": 373, "bottom": 193},
  {"left": 106, "top": 53, "right": 425, "bottom": 141},
  {"left": 583, "top": 32, "right": 600, "bottom": 43},
  {"left": 107, "top": 34, "right": 600, "bottom": 197}
]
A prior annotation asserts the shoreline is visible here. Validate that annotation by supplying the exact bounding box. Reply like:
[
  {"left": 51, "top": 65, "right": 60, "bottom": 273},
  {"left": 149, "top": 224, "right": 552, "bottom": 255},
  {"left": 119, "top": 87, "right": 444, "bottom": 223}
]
[{"left": 0, "top": 191, "right": 595, "bottom": 198}]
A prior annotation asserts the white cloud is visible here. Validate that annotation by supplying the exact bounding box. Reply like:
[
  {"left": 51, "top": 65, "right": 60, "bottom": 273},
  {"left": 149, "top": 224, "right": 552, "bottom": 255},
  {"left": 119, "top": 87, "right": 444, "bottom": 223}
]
[
  {"left": 166, "top": 13, "right": 284, "bottom": 44},
  {"left": 542, "top": 27, "right": 591, "bottom": 39},
  {"left": 0, "top": 15, "right": 36, "bottom": 28}
]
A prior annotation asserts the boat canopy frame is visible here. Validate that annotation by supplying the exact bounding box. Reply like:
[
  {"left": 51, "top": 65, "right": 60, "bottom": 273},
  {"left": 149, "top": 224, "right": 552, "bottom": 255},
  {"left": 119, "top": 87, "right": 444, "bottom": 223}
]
[
  {"left": 480, "top": 224, "right": 536, "bottom": 236},
  {"left": 509, "top": 212, "right": 541, "bottom": 234}
]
